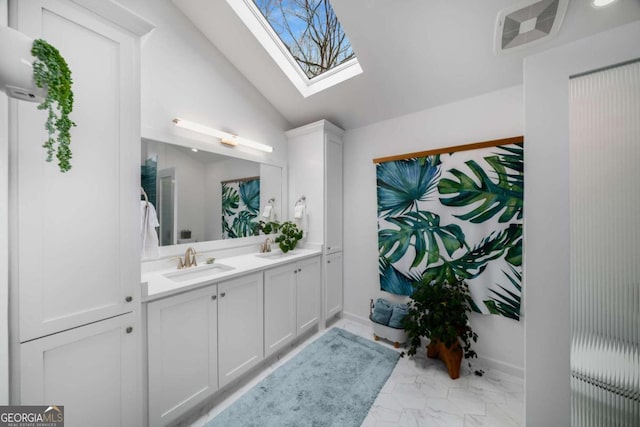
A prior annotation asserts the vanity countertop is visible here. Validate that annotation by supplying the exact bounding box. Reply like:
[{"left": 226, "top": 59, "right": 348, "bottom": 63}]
[{"left": 141, "top": 248, "right": 322, "bottom": 302}]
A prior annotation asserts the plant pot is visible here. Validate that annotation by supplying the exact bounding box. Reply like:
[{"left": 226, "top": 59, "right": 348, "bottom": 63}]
[
  {"left": 427, "top": 339, "right": 463, "bottom": 379},
  {"left": 0, "top": 26, "right": 46, "bottom": 102}
]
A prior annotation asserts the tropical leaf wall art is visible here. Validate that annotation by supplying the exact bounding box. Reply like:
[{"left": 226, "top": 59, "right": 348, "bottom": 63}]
[
  {"left": 221, "top": 177, "right": 260, "bottom": 239},
  {"left": 376, "top": 140, "right": 524, "bottom": 320}
]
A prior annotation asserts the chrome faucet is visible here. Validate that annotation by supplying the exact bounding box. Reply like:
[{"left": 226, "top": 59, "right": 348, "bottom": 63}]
[{"left": 260, "top": 238, "right": 272, "bottom": 253}]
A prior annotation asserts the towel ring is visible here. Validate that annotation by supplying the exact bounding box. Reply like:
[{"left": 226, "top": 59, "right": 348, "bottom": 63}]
[{"left": 141, "top": 187, "right": 149, "bottom": 206}]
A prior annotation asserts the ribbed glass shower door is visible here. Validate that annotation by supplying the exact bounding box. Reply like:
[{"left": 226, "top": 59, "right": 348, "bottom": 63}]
[{"left": 570, "top": 60, "right": 640, "bottom": 426}]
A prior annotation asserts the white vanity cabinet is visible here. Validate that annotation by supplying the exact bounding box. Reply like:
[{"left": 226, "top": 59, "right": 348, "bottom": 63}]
[
  {"left": 264, "top": 256, "right": 321, "bottom": 357},
  {"left": 147, "top": 285, "right": 218, "bottom": 427},
  {"left": 11, "top": 1, "right": 152, "bottom": 424},
  {"left": 20, "top": 314, "right": 139, "bottom": 427},
  {"left": 325, "top": 252, "right": 344, "bottom": 318},
  {"left": 295, "top": 257, "right": 322, "bottom": 334},
  {"left": 324, "top": 134, "right": 343, "bottom": 254},
  {"left": 14, "top": 0, "right": 143, "bottom": 342},
  {"left": 264, "top": 264, "right": 297, "bottom": 357},
  {"left": 287, "top": 120, "right": 344, "bottom": 322},
  {"left": 217, "top": 273, "right": 264, "bottom": 388}
]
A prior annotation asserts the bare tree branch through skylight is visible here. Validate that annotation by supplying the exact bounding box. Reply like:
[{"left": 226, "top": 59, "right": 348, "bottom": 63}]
[{"left": 253, "top": 0, "right": 355, "bottom": 79}]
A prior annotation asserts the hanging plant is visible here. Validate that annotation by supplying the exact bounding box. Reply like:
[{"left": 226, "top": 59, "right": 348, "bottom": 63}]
[{"left": 31, "top": 38, "right": 76, "bottom": 172}]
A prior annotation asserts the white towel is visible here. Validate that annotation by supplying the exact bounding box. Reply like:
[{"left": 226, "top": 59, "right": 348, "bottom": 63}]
[
  {"left": 261, "top": 205, "right": 273, "bottom": 220},
  {"left": 141, "top": 200, "right": 160, "bottom": 259},
  {"left": 293, "top": 205, "right": 308, "bottom": 238}
]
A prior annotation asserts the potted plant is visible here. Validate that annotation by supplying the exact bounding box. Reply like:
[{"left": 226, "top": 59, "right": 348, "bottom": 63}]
[
  {"left": 31, "top": 38, "right": 76, "bottom": 172},
  {"left": 402, "top": 277, "right": 478, "bottom": 379},
  {"left": 274, "top": 221, "right": 303, "bottom": 253},
  {"left": 257, "top": 220, "right": 280, "bottom": 235}
]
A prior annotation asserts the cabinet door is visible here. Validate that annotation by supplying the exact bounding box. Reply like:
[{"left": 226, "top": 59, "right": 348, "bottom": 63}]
[
  {"left": 325, "top": 252, "right": 343, "bottom": 318},
  {"left": 296, "top": 257, "right": 321, "bottom": 335},
  {"left": 20, "top": 314, "right": 139, "bottom": 427},
  {"left": 147, "top": 286, "right": 217, "bottom": 426},
  {"left": 325, "top": 135, "right": 343, "bottom": 254},
  {"left": 218, "top": 273, "right": 264, "bottom": 387},
  {"left": 264, "top": 264, "right": 297, "bottom": 357},
  {"left": 15, "top": 0, "right": 140, "bottom": 341}
]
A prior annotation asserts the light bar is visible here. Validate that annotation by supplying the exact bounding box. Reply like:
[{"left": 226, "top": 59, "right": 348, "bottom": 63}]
[{"left": 172, "top": 118, "right": 273, "bottom": 153}]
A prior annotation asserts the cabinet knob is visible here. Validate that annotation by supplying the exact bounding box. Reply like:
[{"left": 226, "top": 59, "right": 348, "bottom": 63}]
[
  {"left": 298, "top": 269, "right": 302, "bottom": 273},
  {"left": 211, "top": 295, "right": 217, "bottom": 300},
  {"left": 328, "top": 246, "right": 331, "bottom": 250},
  {"left": 327, "top": 260, "right": 331, "bottom": 264},
  {"left": 220, "top": 292, "right": 226, "bottom": 298},
  {"left": 126, "top": 327, "right": 133, "bottom": 334},
  {"left": 125, "top": 296, "right": 133, "bottom": 303},
  {"left": 294, "top": 270, "right": 297, "bottom": 274}
]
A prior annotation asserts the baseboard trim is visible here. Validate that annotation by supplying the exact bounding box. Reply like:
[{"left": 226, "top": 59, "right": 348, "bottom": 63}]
[
  {"left": 344, "top": 311, "right": 524, "bottom": 378},
  {"left": 342, "top": 311, "right": 369, "bottom": 325},
  {"left": 475, "top": 355, "right": 524, "bottom": 379}
]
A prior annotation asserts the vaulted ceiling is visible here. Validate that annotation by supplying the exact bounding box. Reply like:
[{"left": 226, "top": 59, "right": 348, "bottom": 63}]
[{"left": 173, "top": 0, "right": 640, "bottom": 130}]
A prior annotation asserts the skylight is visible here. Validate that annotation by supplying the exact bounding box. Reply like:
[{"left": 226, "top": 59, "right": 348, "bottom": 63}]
[
  {"left": 252, "top": 0, "right": 355, "bottom": 79},
  {"left": 226, "top": 0, "right": 363, "bottom": 97}
]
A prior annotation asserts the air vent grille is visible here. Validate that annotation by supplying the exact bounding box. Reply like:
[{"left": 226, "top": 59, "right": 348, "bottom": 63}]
[{"left": 495, "top": 0, "right": 568, "bottom": 54}]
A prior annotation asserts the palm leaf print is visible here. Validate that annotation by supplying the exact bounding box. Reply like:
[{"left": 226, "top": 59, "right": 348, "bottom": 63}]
[
  {"left": 421, "top": 225, "right": 520, "bottom": 285},
  {"left": 484, "top": 267, "right": 521, "bottom": 320},
  {"left": 239, "top": 179, "right": 260, "bottom": 214},
  {"left": 377, "top": 156, "right": 441, "bottom": 217},
  {"left": 222, "top": 183, "right": 239, "bottom": 216},
  {"left": 438, "top": 144, "right": 523, "bottom": 223},
  {"left": 378, "top": 257, "right": 418, "bottom": 296},
  {"left": 230, "top": 210, "right": 258, "bottom": 238},
  {"left": 378, "top": 210, "right": 466, "bottom": 268}
]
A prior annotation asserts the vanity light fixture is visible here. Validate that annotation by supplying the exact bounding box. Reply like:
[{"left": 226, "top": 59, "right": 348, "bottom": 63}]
[
  {"left": 172, "top": 118, "right": 273, "bottom": 153},
  {"left": 592, "top": 0, "right": 617, "bottom": 7},
  {"left": 191, "top": 148, "right": 198, "bottom": 152}
]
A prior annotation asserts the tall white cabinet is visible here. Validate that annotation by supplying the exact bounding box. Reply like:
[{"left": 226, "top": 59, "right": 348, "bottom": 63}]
[
  {"left": 286, "top": 120, "right": 344, "bottom": 322},
  {"left": 9, "top": 1, "right": 151, "bottom": 425}
]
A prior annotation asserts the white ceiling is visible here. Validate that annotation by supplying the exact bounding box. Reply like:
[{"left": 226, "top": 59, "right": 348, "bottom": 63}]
[{"left": 173, "top": 0, "right": 640, "bottom": 130}]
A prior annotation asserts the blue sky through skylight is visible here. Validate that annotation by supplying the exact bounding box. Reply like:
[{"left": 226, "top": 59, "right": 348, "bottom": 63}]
[{"left": 252, "top": 0, "right": 355, "bottom": 79}]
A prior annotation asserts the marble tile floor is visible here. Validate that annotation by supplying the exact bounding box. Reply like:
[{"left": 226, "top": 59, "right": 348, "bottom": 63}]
[{"left": 190, "top": 318, "right": 523, "bottom": 427}]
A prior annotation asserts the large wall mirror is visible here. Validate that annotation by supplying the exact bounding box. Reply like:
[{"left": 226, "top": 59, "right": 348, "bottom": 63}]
[{"left": 141, "top": 138, "right": 282, "bottom": 247}]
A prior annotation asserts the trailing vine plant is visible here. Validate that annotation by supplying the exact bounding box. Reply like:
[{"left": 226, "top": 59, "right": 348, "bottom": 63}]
[{"left": 31, "top": 39, "right": 76, "bottom": 172}]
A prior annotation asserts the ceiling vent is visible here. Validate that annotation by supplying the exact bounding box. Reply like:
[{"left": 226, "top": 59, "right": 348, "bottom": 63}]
[{"left": 494, "top": 0, "right": 568, "bottom": 55}]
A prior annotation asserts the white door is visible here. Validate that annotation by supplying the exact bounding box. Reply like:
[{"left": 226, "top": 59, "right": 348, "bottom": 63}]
[
  {"left": 14, "top": 0, "right": 139, "bottom": 341},
  {"left": 20, "top": 314, "right": 138, "bottom": 427},
  {"left": 325, "top": 252, "right": 343, "bottom": 318},
  {"left": 147, "top": 286, "right": 218, "bottom": 426},
  {"left": 264, "top": 263, "right": 297, "bottom": 357},
  {"left": 218, "top": 273, "right": 264, "bottom": 387},
  {"left": 296, "top": 257, "right": 321, "bottom": 334},
  {"left": 324, "top": 135, "right": 343, "bottom": 254}
]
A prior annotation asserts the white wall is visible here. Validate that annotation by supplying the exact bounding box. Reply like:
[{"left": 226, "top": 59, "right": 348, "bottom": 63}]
[
  {"left": 163, "top": 145, "right": 207, "bottom": 243},
  {"left": 343, "top": 86, "right": 525, "bottom": 374},
  {"left": 523, "top": 21, "right": 640, "bottom": 426},
  {"left": 119, "top": 0, "right": 290, "bottom": 169},
  {"left": 0, "top": 0, "right": 9, "bottom": 405}
]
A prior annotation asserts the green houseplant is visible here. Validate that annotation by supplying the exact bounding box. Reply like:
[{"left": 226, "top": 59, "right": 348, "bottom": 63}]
[
  {"left": 274, "top": 221, "right": 303, "bottom": 253},
  {"left": 31, "top": 38, "right": 76, "bottom": 172},
  {"left": 402, "top": 277, "right": 478, "bottom": 379}
]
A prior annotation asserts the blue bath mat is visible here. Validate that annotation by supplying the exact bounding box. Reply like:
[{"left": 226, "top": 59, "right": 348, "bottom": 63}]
[{"left": 205, "top": 327, "right": 399, "bottom": 427}]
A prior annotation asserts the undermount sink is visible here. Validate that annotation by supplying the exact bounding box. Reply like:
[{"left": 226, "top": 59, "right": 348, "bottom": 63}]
[
  {"left": 255, "top": 249, "right": 297, "bottom": 259},
  {"left": 163, "top": 263, "right": 234, "bottom": 283}
]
